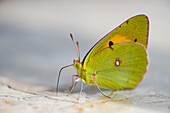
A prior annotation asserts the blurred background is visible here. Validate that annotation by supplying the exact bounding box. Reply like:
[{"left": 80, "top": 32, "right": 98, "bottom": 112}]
[{"left": 0, "top": 0, "right": 169, "bottom": 94}]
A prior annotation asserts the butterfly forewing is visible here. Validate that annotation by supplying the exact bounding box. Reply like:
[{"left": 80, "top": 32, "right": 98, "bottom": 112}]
[{"left": 82, "top": 15, "right": 149, "bottom": 65}]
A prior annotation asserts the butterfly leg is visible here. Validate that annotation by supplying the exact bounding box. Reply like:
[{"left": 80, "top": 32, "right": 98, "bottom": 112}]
[
  {"left": 67, "top": 77, "right": 80, "bottom": 96},
  {"left": 93, "top": 81, "right": 111, "bottom": 99},
  {"left": 77, "top": 79, "right": 84, "bottom": 100},
  {"left": 71, "top": 75, "right": 79, "bottom": 90}
]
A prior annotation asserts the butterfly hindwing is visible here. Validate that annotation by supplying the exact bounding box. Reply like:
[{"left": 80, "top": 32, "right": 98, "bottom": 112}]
[{"left": 84, "top": 42, "right": 147, "bottom": 90}]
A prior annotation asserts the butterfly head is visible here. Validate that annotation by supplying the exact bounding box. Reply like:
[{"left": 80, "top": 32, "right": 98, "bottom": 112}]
[{"left": 73, "top": 60, "right": 82, "bottom": 70}]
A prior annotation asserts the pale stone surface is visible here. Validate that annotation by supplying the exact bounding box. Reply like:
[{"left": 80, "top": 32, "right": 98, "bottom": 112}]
[
  {"left": 0, "top": 1, "right": 169, "bottom": 113},
  {"left": 0, "top": 77, "right": 169, "bottom": 113}
]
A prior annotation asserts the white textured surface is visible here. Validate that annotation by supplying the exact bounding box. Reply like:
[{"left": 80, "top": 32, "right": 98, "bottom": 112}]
[
  {"left": 0, "top": 1, "right": 170, "bottom": 113},
  {"left": 0, "top": 77, "right": 169, "bottom": 113}
]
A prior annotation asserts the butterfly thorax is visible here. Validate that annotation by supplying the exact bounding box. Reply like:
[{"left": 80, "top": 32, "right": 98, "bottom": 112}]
[{"left": 73, "top": 60, "right": 94, "bottom": 85}]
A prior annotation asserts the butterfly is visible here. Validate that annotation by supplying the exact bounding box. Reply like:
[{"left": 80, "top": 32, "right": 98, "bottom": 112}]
[{"left": 57, "top": 14, "right": 149, "bottom": 100}]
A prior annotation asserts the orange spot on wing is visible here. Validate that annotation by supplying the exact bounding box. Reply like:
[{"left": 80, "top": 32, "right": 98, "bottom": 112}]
[
  {"left": 90, "top": 35, "right": 132, "bottom": 58},
  {"left": 97, "top": 35, "right": 131, "bottom": 53},
  {"left": 111, "top": 35, "right": 131, "bottom": 43}
]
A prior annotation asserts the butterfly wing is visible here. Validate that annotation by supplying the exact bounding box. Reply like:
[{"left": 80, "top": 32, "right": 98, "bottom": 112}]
[
  {"left": 84, "top": 42, "right": 147, "bottom": 90},
  {"left": 82, "top": 14, "right": 149, "bottom": 64}
]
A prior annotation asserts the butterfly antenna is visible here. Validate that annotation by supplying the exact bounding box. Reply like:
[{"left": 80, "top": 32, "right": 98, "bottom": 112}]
[
  {"left": 76, "top": 41, "right": 80, "bottom": 62},
  {"left": 56, "top": 64, "right": 73, "bottom": 95},
  {"left": 70, "top": 33, "right": 79, "bottom": 61}
]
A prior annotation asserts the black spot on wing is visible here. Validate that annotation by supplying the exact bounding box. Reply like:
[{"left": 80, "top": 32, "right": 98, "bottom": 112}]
[
  {"left": 109, "top": 41, "right": 114, "bottom": 47},
  {"left": 134, "top": 39, "right": 137, "bottom": 42},
  {"left": 126, "top": 20, "right": 129, "bottom": 24}
]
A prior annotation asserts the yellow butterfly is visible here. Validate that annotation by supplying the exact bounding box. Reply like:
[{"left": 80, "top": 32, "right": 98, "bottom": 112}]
[{"left": 57, "top": 14, "right": 149, "bottom": 100}]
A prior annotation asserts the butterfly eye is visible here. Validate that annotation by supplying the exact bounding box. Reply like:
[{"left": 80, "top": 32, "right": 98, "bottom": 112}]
[
  {"left": 134, "top": 39, "right": 137, "bottom": 42},
  {"left": 109, "top": 41, "right": 114, "bottom": 47}
]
